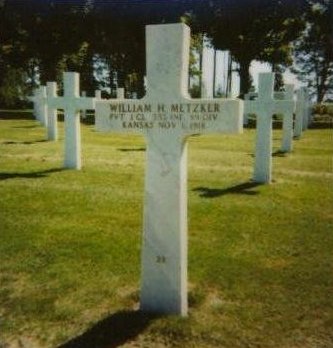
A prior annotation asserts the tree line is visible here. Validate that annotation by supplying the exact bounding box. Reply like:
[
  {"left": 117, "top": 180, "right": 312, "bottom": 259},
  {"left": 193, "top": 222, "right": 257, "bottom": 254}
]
[{"left": 0, "top": 0, "right": 332, "bottom": 107}]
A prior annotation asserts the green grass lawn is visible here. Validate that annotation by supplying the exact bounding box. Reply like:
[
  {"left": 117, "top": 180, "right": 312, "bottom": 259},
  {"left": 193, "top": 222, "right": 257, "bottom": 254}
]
[{"left": 0, "top": 111, "right": 332, "bottom": 348}]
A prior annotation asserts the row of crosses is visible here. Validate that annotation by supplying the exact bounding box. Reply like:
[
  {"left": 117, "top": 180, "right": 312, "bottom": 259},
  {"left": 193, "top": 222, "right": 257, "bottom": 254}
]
[{"left": 30, "top": 73, "right": 311, "bottom": 184}]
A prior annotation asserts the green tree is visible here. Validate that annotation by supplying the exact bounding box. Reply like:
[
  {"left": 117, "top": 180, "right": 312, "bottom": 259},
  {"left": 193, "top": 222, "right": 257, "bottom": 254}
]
[
  {"left": 0, "top": 68, "right": 29, "bottom": 107},
  {"left": 292, "top": 0, "right": 333, "bottom": 102},
  {"left": 0, "top": 1, "right": 33, "bottom": 106},
  {"left": 32, "top": 2, "right": 93, "bottom": 85},
  {"left": 0, "top": 0, "right": 96, "bottom": 102},
  {"left": 188, "top": 33, "right": 204, "bottom": 98},
  {"left": 191, "top": 0, "right": 305, "bottom": 97}
]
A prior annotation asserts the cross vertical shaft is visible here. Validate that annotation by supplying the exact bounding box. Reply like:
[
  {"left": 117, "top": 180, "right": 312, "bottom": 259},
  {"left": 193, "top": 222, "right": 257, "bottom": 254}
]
[
  {"left": 141, "top": 134, "right": 188, "bottom": 315},
  {"left": 281, "top": 84, "right": 294, "bottom": 153},
  {"left": 39, "top": 86, "right": 48, "bottom": 127},
  {"left": 294, "top": 88, "right": 305, "bottom": 138},
  {"left": 253, "top": 73, "right": 274, "bottom": 183},
  {"left": 140, "top": 24, "right": 190, "bottom": 316},
  {"left": 146, "top": 24, "right": 190, "bottom": 99},
  {"left": 63, "top": 73, "right": 82, "bottom": 169}
]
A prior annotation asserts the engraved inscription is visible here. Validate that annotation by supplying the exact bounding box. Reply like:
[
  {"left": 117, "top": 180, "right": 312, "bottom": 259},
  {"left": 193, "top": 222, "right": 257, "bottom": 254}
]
[
  {"left": 107, "top": 102, "right": 221, "bottom": 131},
  {"left": 110, "top": 103, "right": 220, "bottom": 114},
  {"left": 156, "top": 256, "right": 166, "bottom": 263}
]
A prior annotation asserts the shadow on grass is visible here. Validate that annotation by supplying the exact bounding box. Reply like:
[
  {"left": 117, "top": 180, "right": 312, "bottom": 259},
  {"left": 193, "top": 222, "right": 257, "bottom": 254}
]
[
  {"left": 248, "top": 151, "right": 288, "bottom": 158},
  {"left": 118, "top": 147, "right": 146, "bottom": 152},
  {"left": 0, "top": 168, "right": 65, "bottom": 181},
  {"left": 272, "top": 150, "right": 288, "bottom": 157},
  {"left": 12, "top": 125, "right": 39, "bottom": 129},
  {"left": 0, "top": 111, "right": 34, "bottom": 120},
  {"left": 193, "top": 181, "right": 262, "bottom": 198},
  {"left": 309, "top": 122, "right": 333, "bottom": 129},
  {"left": 1, "top": 139, "right": 47, "bottom": 145},
  {"left": 57, "top": 310, "right": 159, "bottom": 348}
]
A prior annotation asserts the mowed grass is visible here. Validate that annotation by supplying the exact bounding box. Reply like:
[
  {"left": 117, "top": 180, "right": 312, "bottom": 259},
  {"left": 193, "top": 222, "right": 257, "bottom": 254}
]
[{"left": 0, "top": 111, "right": 332, "bottom": 348}]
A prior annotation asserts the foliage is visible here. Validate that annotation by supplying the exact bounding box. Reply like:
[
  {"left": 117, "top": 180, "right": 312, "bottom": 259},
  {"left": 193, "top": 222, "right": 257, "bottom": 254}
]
[
  {"left": 190, "top": 0, "right": 305, "bottom": 96},
  {"left": 273, "top": 65, "right": 286, "bottom": 91},
  {"left": 1, "top": 0, "right": 331, "bottom": 104},
  {"left": 312, "top": 102, "right": 333, "bottom": 116},
  {"left": 292, "top": 0, "right": 333, "bottom": 102},
  {"left": 0, "top": 1, "right": 31, "bottom": 106},
  {"left": 189, "top": 84, "right": 201, "bottom": 98},
  {"left": 188, "top": 33, "right": 204, "bottom": 98},
  {"left": 0, "top": 68, "right": 29, "bottom": 107}
]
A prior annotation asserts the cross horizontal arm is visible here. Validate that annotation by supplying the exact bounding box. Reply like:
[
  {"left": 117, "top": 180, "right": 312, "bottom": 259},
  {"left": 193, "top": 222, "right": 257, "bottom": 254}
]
[
  {"left": 95, "top": 100, "right": 145, "bottom": 134},
  {"left": 244, "top": 100, "right": 295, "bottom": 116},
  {"left": 48, "top": 96, "right": 95, "bottom": 111},
  {"left": 181, "top": 98, "right": 243, "bottom": 135},
  {"left": 96, "top": 98, "right": 243, "bottom": 136}
]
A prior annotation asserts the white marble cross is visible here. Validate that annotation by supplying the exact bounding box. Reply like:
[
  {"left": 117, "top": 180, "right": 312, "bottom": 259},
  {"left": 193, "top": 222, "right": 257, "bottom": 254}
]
[
  {"left": 302, "top": 88, "right": 312, "bottom": 130},
  {"left": 294, "top": 87, "right": 306, "bottom": 138},
  {"left": 279, "top": 84, "right": 295, "bottom": 153},
  {"left": 38, "top": 86, "right": 48, "bottom": 127},
  {"left": 96, "top": 23, "right": 243, "bottom": 316},
  {"left": 307, "top": 91, "right": 313, "bottom": 127},
  {"left": 244, "top": 86, "right": 295, "bottom": 141},
  {"left": 29, "top": 86, "right": 48, "bottom": 126},
  {"left": 117, "top": 88, "right": 125, "bottom": 99},
  {"left": 46, "top": 82, "right": 58, "bottom": 141},
  {"left": 81, "top": 91, "right": 87, "bottom": 119},
  {"left": 48, "top": 72, "right": 95, "bottom": 169},
  {"left": 244, "top": 73, "right": 294, "bottom": 184},
  {"left": 95, "top": 90, "right": 102, "bottom": 99},
  {"left": 27, "top": 87, "right": 39, "bottom": 119}
]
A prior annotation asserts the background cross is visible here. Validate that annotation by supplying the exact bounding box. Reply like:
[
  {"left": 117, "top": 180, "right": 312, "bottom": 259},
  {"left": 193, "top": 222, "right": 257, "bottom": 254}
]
[
  {"left": 48, "top": 72, "right": 95, "bottom": 169},
  {"left": 46, "top": 82, "right": 58, "bottom": 141},
  {"left": 244, "top": 73, "right": 294, "bottom": 183}
]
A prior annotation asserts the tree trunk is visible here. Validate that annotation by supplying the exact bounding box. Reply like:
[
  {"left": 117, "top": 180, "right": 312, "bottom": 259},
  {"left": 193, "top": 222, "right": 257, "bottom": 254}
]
[
  {"left": 136, "top": 73, "right": 145, "bottom": 98},
  {"left": 39, "top": 61, "right": 58, "bottom": 86},
  {"left": 27, "top": 59, "right": 38, "bottom": 90},
  {"left": 317, "top": 81, "right": 324, "bottom": 103},
  {"left": 317, "top": 62, "right": 330, "bottom": 103},
  {"left": 117, "top": 68, "right": 125, "bottom": 89},
  {"left": 81, "top": 51, "right": 95, "bottom": 94},
  {"left": 213, "top": 49, "right": 217, "bottom": 98},
  {"left": 238, "top": 59, "right": 252, "bottom": 98},
  {"left": 198, "top": 50, "right": 203, "bottom": 98},
  {"left": 226, "top": 53, "right": 232, "bottom": 97}
]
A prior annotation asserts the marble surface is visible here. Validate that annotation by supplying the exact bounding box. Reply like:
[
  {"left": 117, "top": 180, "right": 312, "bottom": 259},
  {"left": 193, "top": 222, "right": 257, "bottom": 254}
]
[
  {"left": 96, "top": 23, "right": 243, "bottom": 316},
  {"left": 280, "top": 84, "right": 295, "bottom": 153},
  {"left": 244, "top": 73, "right": 294, "bottom": 184},
  {"left": 295, "top": 88, "right": 306, "bottom": 138},
  {"left": 117, "top": 88, "right": 125, "bottom": 99},
  {"left": 39, "top": 86, "right": 48, "bottom": 127},
  {"left": 302, "top": 88, "right": 312, "bottom": 130},
  {"left": 27, "top": 87, "right": 39, "bottom": 119},
  {"left": 46, "top": 82, "right": 58, "bottom": 141},
  {"left": 48, "top": 72, "right": 95, "bottom": 169},
  {"left": 95, "top": 90, "right": 102, "bottom": 99},
  {"left": 28, "top": 86, "right": 48, "bottom": 126},
  {"left": 32, "top": 86, "right": 48, "bottom": 127},
  {"left": 81, "top": 91, "right": 87, "bottom": 119}
]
